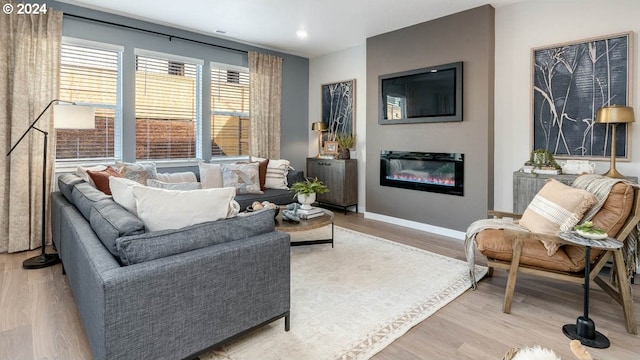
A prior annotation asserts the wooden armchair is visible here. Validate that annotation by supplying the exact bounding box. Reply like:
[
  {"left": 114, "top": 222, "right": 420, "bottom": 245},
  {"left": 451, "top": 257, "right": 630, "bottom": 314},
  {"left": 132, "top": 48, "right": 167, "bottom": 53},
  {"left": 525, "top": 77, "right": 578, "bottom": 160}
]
[{"left": 475, "top": 182, "right": 639, "bottom": 335}]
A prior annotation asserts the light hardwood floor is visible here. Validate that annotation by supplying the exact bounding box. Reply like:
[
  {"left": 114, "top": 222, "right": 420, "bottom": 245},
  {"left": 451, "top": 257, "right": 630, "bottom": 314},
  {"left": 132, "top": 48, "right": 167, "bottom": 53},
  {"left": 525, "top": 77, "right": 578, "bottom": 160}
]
[{"left": 1, "top": 212, "right": 638, "bottom": 359}]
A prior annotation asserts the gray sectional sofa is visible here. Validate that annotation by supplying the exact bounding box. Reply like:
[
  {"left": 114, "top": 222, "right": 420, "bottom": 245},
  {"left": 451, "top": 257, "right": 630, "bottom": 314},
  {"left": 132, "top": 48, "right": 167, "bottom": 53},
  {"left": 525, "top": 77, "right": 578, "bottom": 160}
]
[{"left": 51, "top": 172, "right": 293, "bottom": 360}]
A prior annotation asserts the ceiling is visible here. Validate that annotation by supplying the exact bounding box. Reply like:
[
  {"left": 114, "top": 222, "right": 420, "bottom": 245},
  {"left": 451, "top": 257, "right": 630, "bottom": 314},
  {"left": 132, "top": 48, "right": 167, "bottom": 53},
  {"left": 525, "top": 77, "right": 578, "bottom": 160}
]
[{"left": 56, "top": 0, "right": 523, "bottom": 58}]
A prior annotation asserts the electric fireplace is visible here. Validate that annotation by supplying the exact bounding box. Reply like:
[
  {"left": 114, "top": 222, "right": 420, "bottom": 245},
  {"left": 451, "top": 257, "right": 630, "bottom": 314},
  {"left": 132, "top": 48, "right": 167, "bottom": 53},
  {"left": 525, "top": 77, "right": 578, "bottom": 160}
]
[{"left": 380, "top": 151, "right": 464, "bottom": 196}]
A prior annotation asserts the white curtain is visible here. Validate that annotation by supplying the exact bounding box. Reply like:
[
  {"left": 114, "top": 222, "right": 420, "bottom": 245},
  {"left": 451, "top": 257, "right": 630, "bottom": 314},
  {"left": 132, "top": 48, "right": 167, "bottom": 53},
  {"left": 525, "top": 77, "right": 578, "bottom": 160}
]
[
  {"left": 0, "top": 3, "right": 62, "bottom": 252},
  {"left": 249, "top": 51, "right": 283, "bottom": 159}
]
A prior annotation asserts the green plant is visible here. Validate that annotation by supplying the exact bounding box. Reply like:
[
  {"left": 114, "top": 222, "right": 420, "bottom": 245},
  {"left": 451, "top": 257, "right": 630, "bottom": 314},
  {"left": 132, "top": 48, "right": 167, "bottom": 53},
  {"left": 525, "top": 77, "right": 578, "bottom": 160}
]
[
  {"left": 290, "top": 177, "right": 329, "bottom": 197},
  {"left": 526, "top": 148, "right": 560, "bottom": 169},
  {"left": 336, "top": 134, "right": 356, "bottom": 149}
]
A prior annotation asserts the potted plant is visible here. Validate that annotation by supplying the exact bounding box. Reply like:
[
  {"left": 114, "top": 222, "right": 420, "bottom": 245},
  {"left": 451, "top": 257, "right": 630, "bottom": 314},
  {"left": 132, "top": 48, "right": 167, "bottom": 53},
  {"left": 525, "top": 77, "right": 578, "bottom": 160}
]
[
  {"left": 290, "top": 177, "right": 329, "bottom": 209},
  {"left": 336, "top": 134, "right": 356, "bottom": 159}
]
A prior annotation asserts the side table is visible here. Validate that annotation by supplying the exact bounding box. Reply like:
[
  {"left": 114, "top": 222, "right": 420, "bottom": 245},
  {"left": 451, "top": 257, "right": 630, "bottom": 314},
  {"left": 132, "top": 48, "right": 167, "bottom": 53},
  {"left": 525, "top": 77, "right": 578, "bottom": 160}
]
[{"left": 557, "top": 231, "right": 624, "bottom": 349}]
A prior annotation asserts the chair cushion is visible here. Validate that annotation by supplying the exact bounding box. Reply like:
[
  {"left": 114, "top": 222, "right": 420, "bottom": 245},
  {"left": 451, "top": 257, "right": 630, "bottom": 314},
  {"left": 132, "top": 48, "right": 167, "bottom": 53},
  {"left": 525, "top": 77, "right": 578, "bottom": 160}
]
[
  {"left": 589, "top": 181, "right": 634, "bottom": 238},
  {"left": 476, "top": 229, "right": 601, "bottom": 272},
  {"left": 519, "top": 179, "right": 597, "bottom": 255}
]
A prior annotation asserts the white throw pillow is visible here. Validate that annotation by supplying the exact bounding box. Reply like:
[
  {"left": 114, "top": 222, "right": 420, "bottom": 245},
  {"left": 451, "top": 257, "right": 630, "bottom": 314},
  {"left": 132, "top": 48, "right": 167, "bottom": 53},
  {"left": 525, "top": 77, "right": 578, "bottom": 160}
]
[
  {"left": 156, "top": 171, "right": 197, "bottom": 183},
  {"left": 147, "top": 179, "right": 202, "bottom": 190},
  {"left": 109, "top": 177, "right": 140, "bottom": 213},
  {"left": 132, "top": 186, "right": 237, "bottom": 232},
  {"left": 251, "top": 157, "right": 291, "bottom": 190},
  {"left": 76, "top": 165, "right": 107, "bottom": 185},
  {"left": 199, "top": 162, "right": 223, "bottom": 189}
]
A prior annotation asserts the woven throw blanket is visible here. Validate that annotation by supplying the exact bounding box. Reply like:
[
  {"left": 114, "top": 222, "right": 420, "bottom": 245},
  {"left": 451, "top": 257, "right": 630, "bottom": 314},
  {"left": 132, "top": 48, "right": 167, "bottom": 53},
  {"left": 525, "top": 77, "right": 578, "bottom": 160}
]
[
  {"left": 465, "top": 218, "right": 529, "bottom": 288},
  {"left": 572, "top": 174, "right": 639, "bottom": 280}
]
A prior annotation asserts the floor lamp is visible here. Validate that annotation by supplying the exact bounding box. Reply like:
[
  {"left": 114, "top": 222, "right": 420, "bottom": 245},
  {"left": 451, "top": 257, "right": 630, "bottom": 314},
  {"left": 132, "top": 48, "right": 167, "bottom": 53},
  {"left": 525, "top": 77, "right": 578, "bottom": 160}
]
[
  {"left": 311, "top": 121, "right": 328, "bottom": 158},
  {"left": 595, "top": 105, "right": 635, "bottom": 179},
  {"left": 6, "top": 100, "right": 95, "bottom": 269}
]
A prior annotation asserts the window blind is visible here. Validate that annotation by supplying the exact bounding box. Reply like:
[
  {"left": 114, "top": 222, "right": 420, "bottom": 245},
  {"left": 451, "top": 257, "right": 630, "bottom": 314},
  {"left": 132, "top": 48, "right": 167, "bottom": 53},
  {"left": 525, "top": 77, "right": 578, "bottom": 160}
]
[
  {"left": 135, "top": 53, "right": 202, "bottom": 160},
  {"left": 57, "top": 41, "right": 122, "bottom": 162},
  {"left": 211, "top": 63, "right": 250, "bottom": 157}
]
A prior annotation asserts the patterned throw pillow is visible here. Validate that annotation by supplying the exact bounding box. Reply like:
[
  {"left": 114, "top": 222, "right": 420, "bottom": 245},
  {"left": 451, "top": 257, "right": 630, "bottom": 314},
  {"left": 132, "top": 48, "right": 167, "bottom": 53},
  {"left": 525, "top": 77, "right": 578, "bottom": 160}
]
[
  {"left": 221, "top": 163, "right": 263, "bottom": 194},
  {"left": 116, "top": 162, "right": 157, "bottom": 185},
  {"left": 519, "top": 179, "right": 597, "bottom": 255}
]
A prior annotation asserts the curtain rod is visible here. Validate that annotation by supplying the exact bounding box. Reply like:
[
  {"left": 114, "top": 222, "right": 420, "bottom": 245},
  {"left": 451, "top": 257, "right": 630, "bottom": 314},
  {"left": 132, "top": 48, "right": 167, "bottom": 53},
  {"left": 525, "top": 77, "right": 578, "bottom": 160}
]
[{"left": 64, "top": 13, "right": 249, "bottom": 55}]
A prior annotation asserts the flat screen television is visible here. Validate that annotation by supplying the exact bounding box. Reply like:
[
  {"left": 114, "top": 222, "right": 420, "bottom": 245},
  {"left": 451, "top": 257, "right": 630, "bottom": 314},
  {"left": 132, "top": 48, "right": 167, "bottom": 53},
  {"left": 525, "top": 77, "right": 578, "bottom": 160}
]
[{"left": 379, "top": 61, "right": 462, "bottom": 124}]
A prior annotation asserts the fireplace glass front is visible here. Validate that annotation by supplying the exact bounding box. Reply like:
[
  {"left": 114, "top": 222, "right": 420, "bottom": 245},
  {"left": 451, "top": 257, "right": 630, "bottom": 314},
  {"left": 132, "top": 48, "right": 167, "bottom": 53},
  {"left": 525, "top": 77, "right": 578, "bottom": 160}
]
[{"left": 380, "top": 151, "right": 464, "bottom": 196}]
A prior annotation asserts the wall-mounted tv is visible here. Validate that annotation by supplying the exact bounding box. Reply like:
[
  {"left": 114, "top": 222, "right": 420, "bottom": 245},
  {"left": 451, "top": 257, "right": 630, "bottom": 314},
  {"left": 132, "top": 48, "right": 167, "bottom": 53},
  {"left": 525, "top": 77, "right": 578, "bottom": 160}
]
[{"left": 379, "top": 61, "right": 463, "bottom": 124}]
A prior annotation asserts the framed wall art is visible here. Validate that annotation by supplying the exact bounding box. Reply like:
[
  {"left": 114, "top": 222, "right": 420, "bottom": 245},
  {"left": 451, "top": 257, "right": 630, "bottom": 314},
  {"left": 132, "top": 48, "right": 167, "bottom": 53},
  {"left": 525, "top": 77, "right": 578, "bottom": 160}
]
[
  {"left": 322, "top": 79, "right": 355, "bottom": 140},
  {"left": 531, "top": 31, "right": 632, "bottom": 160}
]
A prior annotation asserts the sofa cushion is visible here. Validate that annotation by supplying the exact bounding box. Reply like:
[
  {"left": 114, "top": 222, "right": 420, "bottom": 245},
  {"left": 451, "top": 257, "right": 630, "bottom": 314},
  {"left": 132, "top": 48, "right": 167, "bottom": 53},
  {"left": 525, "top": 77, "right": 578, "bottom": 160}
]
[
  {"left": 132, "top": 186, "right": 237, "bottom": 232},
  {"left": 90, "top": 199, "right": 146, "bottom": 258},
  {"left": 519, "top": 179, "right": 597, "bottom": 255},
  {"left": 155, "top": 171, "right": 197, "bottom": 183},
  {"left": 116, "top": 209, "right": 277, "bottom": 265},
  {"left": 199, "top": 162, "right": 223, "bottom": 188},
  {"left": 71, "top": 182, "right": 112, "bottom": 220},
  {"left": 109, "top": 177, "right": 140, "bottom": 213},
  {"left": 58, "top": 173, "right": 85, "bottom": 202},
  {"left": 222, "top": 162, "right": 263, "bottom": 194},
  {"left": 87, "top": 166, "right": 121, "bottom": 195}
]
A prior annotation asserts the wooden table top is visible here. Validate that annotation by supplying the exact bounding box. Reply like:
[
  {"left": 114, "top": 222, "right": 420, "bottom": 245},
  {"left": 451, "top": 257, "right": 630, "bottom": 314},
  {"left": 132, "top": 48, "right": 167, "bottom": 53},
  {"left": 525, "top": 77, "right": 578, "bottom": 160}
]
[{"left": 275, "top": 208, "right": 334, "bottom": 232}]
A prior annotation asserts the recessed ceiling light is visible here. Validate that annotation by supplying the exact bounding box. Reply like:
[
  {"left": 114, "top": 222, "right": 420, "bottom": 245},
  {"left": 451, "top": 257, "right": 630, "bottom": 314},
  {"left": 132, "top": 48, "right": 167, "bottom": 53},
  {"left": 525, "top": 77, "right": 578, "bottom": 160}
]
[{"left": 296, "top": 30, "right": 308, "bottom": 39}]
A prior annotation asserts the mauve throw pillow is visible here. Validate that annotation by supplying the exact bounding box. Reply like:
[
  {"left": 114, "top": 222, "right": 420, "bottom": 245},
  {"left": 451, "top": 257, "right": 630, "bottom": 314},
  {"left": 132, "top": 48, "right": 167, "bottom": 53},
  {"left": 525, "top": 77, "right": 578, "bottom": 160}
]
[
  {"left": 221, "top": 163, "right": 263, "bottom": 194},
  {"left": 87, "top": 166, "right": 121, "bottom": 195}
]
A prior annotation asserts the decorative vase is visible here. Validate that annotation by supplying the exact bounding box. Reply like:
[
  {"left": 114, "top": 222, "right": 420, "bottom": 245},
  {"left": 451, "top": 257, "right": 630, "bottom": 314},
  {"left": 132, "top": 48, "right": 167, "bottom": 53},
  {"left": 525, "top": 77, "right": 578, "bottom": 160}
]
[
  {"left": 338, "top": 148, "right": 351, "bottom": 159},
  {"left": 297, "top": 193, "right": 316, "bottom": 210}
]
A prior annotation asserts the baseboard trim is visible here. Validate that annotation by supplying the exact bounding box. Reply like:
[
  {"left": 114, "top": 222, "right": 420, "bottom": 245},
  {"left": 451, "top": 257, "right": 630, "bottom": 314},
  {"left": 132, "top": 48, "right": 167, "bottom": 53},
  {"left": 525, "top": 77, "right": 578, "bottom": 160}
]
[{"left": 364, "top": 212, "right": 465, "bottom": 241}]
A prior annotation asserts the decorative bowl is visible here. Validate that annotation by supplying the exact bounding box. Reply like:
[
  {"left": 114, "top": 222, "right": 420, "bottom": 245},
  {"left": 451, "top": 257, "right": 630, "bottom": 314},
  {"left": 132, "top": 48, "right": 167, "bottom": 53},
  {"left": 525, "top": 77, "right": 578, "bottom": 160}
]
[{"left": 575, "top": 229, "right": 608, "bottom": 240}]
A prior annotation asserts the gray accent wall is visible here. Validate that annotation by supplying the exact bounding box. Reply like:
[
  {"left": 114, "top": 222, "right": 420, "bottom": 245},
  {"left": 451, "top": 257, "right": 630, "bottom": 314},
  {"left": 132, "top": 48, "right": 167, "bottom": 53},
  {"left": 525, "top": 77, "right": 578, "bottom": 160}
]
[
  {"left": 366, "top": 5, "right": 495, "bottom": 231},
  {"left": 45, "top": 0, "right": 309, "bottom": 171}
]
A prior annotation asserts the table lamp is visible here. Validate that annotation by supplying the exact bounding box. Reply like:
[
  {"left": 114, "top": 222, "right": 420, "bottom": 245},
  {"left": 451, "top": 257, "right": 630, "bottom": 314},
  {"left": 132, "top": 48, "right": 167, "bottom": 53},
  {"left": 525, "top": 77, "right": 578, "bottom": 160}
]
[
  {"left": 311, "top": 121, "right": 328, "bottom": 158},
  {"left": 595, "top": 105, "right": 634, "bottom": 179}
]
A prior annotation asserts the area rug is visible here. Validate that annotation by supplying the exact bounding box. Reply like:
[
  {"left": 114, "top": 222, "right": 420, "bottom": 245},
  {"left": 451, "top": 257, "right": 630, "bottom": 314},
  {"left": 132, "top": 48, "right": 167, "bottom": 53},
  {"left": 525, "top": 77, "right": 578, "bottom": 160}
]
[{"left": 201, "top": 226, "right": 487, "bottom": 360}]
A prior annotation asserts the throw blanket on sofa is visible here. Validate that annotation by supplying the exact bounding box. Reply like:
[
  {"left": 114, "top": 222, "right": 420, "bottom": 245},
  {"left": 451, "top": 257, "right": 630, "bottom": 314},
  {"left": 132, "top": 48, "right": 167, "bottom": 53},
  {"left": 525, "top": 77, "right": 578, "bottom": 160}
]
[
  {"left": 464, "top": 218, "right": 529, "bottom": 288},
  {"left": 572, "top": 175, "right": 639, "bottom": 281}
]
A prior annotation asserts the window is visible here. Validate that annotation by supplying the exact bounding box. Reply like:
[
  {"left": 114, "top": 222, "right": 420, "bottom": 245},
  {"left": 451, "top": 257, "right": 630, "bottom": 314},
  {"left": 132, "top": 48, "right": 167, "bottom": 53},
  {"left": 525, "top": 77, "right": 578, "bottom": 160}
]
[
  {"left": 211, "top": 63, "right": 250, "bottom": 157},
  {"left": 135, "top": 51, "right": 202, "bottom": 160},
  {"left": 57, "top": 40, "right": 122, "bottom": 163}
]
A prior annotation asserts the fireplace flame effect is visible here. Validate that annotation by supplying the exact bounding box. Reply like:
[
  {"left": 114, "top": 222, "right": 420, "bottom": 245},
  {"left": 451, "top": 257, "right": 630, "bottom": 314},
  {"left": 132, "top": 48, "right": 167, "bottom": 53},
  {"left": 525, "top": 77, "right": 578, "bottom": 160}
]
[{"left": 387, "top": 174, "right": 455, "bottom": 187}]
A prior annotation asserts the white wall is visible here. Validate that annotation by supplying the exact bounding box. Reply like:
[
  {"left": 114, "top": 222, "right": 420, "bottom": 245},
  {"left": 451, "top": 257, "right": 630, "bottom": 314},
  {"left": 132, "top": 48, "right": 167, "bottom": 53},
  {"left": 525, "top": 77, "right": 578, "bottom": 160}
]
[
  {"left": 308, "top": 44, "right": 367, "bottom": 212},
  {"left": 494, "top": 0, "right": 640, "bottom": 211}
]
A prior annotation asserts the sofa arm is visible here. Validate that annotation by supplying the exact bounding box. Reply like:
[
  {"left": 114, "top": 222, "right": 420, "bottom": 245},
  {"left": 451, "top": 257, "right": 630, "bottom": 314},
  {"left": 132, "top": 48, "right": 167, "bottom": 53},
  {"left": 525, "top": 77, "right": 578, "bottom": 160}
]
[{"left": 100, "top": 231, "right": 290, "bottom": 360}]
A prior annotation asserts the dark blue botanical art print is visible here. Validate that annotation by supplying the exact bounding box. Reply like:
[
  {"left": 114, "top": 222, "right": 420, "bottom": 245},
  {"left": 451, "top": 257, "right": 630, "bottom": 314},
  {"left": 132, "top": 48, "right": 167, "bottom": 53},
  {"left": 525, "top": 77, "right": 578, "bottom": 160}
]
[{"left": 532, "top": 32, "right": 631, "bottom": 159}]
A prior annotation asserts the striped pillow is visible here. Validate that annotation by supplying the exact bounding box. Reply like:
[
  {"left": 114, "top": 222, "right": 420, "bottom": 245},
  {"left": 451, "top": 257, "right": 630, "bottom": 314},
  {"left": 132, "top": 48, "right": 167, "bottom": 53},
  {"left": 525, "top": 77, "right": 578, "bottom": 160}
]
[
  {"left": 251, "top": 157, "right": 291, "bottom": 190},
  {"left": 519, "top": 179, "right": 597, "bottom": 255}
]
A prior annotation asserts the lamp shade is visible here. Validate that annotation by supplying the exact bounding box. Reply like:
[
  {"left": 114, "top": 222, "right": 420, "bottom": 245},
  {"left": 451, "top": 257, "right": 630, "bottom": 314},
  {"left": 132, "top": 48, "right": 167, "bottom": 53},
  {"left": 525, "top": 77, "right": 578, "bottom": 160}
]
[
  {"left": 595, "top": 105, "right": 635, "bottom": 124},
  {"left": 54, "top": 104, "right": 95, "bottom": 129},
  {"left": 311, "top": 121, "right": 328, "bottom": 131}
]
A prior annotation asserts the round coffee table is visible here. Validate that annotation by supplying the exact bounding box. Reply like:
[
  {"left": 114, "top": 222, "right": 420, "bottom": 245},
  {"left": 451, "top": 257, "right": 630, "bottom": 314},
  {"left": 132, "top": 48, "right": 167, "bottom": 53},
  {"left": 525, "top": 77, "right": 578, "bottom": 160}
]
[{"left": 275, "top": 208, "right": 334, "bottom": 247}]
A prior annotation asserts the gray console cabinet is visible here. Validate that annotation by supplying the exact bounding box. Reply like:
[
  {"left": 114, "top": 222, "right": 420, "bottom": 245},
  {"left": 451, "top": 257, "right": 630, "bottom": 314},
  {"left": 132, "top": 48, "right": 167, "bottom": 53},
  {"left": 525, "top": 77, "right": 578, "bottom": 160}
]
[
  {"left": 306, "top": 158, "right": 358, "bottom": 213},
  {"left": 513, "top": 171, "right": 637, "bottom": 213}
]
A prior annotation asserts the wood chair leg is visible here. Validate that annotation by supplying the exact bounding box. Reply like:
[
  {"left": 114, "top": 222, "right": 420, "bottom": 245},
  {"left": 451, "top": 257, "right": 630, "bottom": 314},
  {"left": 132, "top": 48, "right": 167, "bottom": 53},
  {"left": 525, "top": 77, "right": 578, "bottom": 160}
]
[
  {"left": 613, "top": 249, "right": 638, "bottom": 334},
  {"left": 503, "top": 236, "right": 523, "bottom": 314},
  {"left": 487, "top": 266, "right": 494, "bottom": 277}
]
